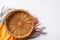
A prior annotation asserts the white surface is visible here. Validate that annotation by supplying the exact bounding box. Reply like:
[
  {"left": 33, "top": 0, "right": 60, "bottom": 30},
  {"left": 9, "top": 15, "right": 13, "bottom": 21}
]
[{"left": 0, "top": 0, "right": 60, "bottom": 40}]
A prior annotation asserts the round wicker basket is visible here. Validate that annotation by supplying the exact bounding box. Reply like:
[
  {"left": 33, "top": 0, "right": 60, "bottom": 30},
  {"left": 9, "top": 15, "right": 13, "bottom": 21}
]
[{"left": 5, "top": 9, "right": 34, "bottom": 38}]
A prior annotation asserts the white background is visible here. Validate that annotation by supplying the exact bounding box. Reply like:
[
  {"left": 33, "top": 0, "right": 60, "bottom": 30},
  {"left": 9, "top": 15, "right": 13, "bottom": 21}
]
[{"left": 0, "top": 0, "right": 60, "bottom": 40}]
